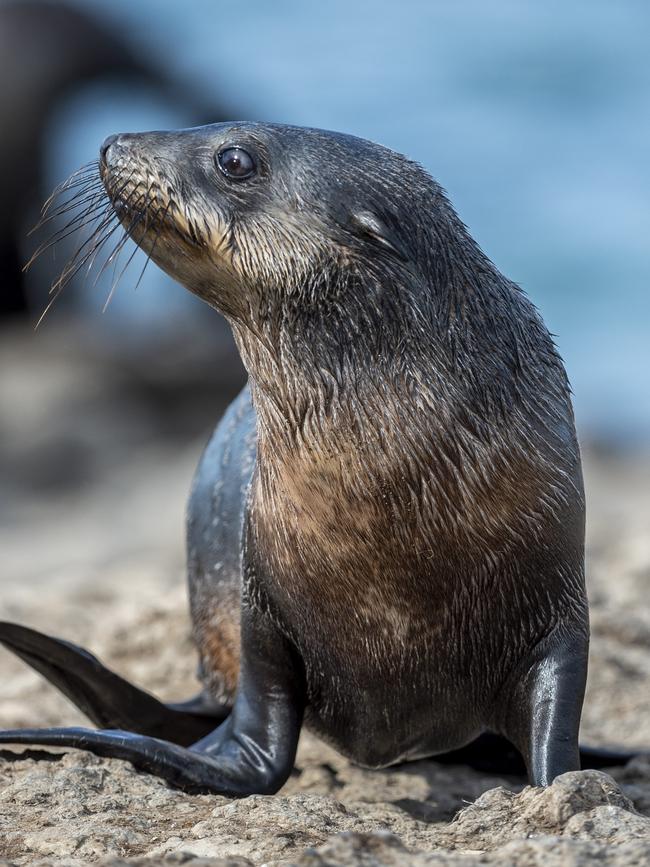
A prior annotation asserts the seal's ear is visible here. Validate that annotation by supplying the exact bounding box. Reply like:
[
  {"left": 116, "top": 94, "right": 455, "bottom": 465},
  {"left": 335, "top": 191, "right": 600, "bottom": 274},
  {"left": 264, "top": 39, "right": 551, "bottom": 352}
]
[{"left": 349, "top": 210, "right": 408, "bottom": 261}]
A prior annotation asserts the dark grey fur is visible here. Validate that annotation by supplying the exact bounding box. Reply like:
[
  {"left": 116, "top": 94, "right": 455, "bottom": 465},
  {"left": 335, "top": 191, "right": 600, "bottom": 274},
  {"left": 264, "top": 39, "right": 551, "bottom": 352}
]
[{"left": 3, "top": 124, "right": 620, "bottom": 794}]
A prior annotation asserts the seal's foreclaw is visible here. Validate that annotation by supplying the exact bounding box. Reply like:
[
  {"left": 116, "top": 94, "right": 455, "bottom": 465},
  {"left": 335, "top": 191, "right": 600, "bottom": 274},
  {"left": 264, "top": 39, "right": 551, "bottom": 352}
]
[
  {"left": 0, "top": 726, "right": 253, "bottom": 795},
  {"left": 0, "top": 622, "right": 226, "bottom": 746}
]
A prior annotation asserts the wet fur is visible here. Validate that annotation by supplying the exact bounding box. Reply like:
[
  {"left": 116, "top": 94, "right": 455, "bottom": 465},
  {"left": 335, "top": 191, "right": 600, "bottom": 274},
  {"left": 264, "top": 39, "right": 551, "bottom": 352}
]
[
  {"left": 97, "top": 124, "right": 590, "bottom": 768},
  {"left": 3, "top": 123, "right": 590, "bottom": 788}
]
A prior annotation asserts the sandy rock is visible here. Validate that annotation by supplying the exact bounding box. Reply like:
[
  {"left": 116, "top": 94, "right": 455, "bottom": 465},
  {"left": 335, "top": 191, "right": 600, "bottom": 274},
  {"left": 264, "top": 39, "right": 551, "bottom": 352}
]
[
  {"left": 477, "top": 836, "right": 650, "bottom": 867},
  {"left": 441, "top": 770, "right": 644, "bottom": 849},
  {"left": 564, "top": 805, "right": 650, "bottom": 843},
  {"left": 275, "top": 831, "right": 420, "bottom": 866},
  {"left": 437, "top": 771, "right": 650, "bottom": 857}
]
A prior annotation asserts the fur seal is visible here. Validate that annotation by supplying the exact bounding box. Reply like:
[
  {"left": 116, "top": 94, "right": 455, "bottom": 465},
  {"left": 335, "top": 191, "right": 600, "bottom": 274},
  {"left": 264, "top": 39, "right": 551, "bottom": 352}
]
[{"left": 0, "top": 123, "right": 637, "bottom": 793}]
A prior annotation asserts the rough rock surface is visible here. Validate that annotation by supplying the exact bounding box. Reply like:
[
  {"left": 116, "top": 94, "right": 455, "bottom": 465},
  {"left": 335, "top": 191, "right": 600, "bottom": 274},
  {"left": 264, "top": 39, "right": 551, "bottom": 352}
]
[{"left": 0, "top": 324, "right": 649, "bottom": 865}]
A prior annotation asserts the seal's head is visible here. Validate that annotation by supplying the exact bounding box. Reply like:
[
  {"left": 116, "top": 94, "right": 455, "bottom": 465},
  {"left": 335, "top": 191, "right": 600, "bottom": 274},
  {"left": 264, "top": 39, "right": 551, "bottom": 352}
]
[{"left": 99, "top": 122, "right": 442, "bottom": 324}]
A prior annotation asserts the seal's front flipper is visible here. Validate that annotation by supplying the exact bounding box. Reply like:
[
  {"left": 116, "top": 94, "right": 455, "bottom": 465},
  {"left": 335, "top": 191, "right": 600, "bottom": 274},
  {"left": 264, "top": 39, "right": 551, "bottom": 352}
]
[
  {"left": 0, "top": 622, "right": 227, "bottom": 745},
  {"left": 0, "top": 607, "right": 304, "bottom": 796},
  {"left": 504, "top": 629, "right": 588, "bottom": 786},
  {"left": 0, "top": 726, "right": 260, "bottom": 794}
]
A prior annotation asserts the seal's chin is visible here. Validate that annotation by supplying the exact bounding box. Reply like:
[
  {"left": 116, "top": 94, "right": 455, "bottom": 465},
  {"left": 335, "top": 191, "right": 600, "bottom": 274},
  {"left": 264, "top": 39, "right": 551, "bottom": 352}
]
[
  {"left": 101, "top": 175, "right": 177, "bottom": 261},
  {"left": 104, "top": 178, "right": 205, "bottom": 257},
  {"left": 104, "top": 192, "right": 237, "bottom": 312}
]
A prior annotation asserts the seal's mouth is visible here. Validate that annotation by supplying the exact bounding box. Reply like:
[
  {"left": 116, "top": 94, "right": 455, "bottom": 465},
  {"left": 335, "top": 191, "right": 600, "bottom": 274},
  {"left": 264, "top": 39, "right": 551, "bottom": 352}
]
[{"left": 100, "top": 143, "right": 209, "bottom": 255}]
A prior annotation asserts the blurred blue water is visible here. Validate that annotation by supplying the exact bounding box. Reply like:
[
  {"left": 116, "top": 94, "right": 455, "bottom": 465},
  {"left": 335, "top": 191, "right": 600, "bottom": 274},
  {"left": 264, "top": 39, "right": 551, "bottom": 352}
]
[{"left": 49, "top": 0, "right": 649, "bottom": 440}]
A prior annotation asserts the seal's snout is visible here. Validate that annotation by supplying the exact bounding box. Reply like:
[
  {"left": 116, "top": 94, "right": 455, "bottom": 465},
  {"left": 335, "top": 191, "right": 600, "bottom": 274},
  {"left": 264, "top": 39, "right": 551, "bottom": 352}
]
[
  {"left": 100, "top": 133, "right": 120, "bottom": 167},
  {"left": 100, "top": 132, "right": 141, "bottom": 168},
  {"left": 98, "top": 132, "right": 150, "bottom": 225}
]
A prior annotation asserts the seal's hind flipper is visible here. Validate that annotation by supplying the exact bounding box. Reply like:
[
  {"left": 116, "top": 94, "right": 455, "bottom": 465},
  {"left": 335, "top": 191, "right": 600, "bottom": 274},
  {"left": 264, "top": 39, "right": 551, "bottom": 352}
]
[
  {"left": 0, "top": 622, "right": 228, "bottom": 746},
  {"left": 431, "top": 732, "right": 640, "bottom": 778},
  {"left": 431, "top": 733, "right": 527, "bottom": 776},
  {"left": 578, "top": 744, "right": 640, "bottom": 770}
]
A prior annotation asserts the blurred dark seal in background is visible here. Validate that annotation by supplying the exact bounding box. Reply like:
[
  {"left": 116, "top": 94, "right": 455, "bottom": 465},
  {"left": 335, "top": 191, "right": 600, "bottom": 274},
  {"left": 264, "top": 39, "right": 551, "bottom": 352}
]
[{"left": 0, "top": 0, "right": 234, "bottom": 320}]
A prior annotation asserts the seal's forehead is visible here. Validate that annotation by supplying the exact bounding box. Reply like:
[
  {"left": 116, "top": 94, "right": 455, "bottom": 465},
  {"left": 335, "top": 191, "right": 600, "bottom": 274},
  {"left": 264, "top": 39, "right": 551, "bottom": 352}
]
[
  {"left": 127, "top": 122, "right": 418, "bottom": 196},
  {"left": 188, "top": 121, "right": 398, "bottom": 164}
]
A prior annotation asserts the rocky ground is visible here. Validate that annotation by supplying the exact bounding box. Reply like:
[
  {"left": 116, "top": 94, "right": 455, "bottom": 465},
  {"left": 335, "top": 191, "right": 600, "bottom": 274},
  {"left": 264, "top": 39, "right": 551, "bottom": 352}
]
[{"left": 0, "top": 321, "right": 649, "bottom": 865}]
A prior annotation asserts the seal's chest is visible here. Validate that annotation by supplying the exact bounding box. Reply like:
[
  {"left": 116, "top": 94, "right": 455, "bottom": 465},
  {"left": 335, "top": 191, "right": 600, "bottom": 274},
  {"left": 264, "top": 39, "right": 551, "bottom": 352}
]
[
  {"left": 257, "top": 461, "right": 419, "bottom": 586},
  {"left": 253, "top": 470, "right": 452, "bottom": 652}
]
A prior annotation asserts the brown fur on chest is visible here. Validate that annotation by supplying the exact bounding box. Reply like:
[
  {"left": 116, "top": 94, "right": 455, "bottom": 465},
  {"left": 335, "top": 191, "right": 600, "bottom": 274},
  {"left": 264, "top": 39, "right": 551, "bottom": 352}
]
[
  {"left": 255, "top": 431, "right": 563, "bottom": 578},
  {"left": 248, "top": 424, "right": 582, "bottom": 659}
]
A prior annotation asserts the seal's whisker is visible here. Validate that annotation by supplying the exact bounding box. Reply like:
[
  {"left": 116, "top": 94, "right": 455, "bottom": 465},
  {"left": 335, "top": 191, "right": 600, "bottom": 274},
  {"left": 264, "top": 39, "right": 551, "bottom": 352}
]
[
  {"left": 47, "top": 207, "right": 120, "bottom": 290},
  {"left": 88, "top": 223, "right": 128, "bottom": 290},
  {"left": 50, "top": 171, "right": 101, "bottom": 195},
  {"left": 84, "top": 217, "right": 124, "bottom": 276},
  {"left": 78, "top": 221, "right": 127, "bottom": 287},
  {"left": 39, "top": 172, "right": 102, "bottom": 220},
  {"left": 42, "top": 160, "right": 98, "bottom": 197},
  {"left": 134, "top": 200, "right": 170, "bottom": 292},
  {"left": 45, "top": 210, "right": 128, "bottom": 302},
  {"left": 44, "top": 200, "right": 108, "bottom": 245},
  {"left": 98, "top": 187, "right": 147, "bottom": 261},
  {"left": 47, "top": 174, "right": 137, "bottom": 276},
  {"left": 57, "top": 159, "right": 97, "bottom": 183},
  {"left": 97, "top": 221, "right": 136, "bottom": 280},
  {"left": 33, "top": 185, "right": 106, "bottom": 232},
  {"left": 101, "top": 208, "right": 149, "bottom": 313},
  {"left": 36, "top": 220, "right": 115, "bottom": 325},
  {"left": 120, "top": 185, "right": 155, "bottom": 296},
  {"left": 89, "top": 195, "right": 147, "bottom": 296},
  {"left": 37, "top": 162, "right": 124, "bottom": 228},
  {"left": 43, "top": 172, "right": 103, "bottom": 201},
  {"left": 29, "top": 202, "right": 103, "bottom": 241},
  {"left": 34, "top": 286, "right": 65, "bottom": 330},
  {"left": 56, "top": 164, "right": 99, "bottom": 188},
  {"left": 26, "top": 166, "right": 114, "bottom": 273},
  {"left": 37, "top": 184, "right": 102, "bottom": 222},
  {"left": 32, "top": 159, "right": 160, "bottom": 326},
  {"left": 104, "top": 211, "right": 145, "bottom": 294},
  {"left": 28, "top": 179, "right": 106, "bottom": 242},
  {"left": 103, "top": 238, "right": 140, "bottom": 312},
  {"left": 35, "top": 222, "right": 115, "bottom": 326},
  {"left": 107, "top": 210, "right": 145, "bottom": 284},
  {"left": 25, "top": 199, "right": 111, "bottom": 268},
  {"left": 31, "top": 163, "right": 151, "bottom": 327},
  {"left": 91, "top": 229, "right": 130, "bottom": 288},
  {"left": 47, "top": 189, "right": 109, "bottom": 234}
]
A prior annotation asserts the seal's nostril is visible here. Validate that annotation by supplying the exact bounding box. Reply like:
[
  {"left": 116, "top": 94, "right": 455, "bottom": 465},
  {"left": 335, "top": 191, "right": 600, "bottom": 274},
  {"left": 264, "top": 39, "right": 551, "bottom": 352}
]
[{"left": 100, "top": 133, "right": 120, "bottom": 165}]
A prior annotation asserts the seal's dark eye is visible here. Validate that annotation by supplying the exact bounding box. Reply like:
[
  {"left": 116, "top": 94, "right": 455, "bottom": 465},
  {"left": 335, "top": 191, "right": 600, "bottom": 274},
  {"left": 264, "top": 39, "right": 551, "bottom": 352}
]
[{"left": 217, "top": 147, "right": 256, "bottom": 180}]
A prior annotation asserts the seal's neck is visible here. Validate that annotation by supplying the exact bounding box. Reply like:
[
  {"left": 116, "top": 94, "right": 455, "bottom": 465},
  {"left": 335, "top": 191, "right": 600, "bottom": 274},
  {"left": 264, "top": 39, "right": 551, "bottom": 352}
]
[
  {"left": 230, "top": 264, "right": 432, "bottom": 451},
  {"left": 227, "top": 221, "right": 566, "bottom": 463}
]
